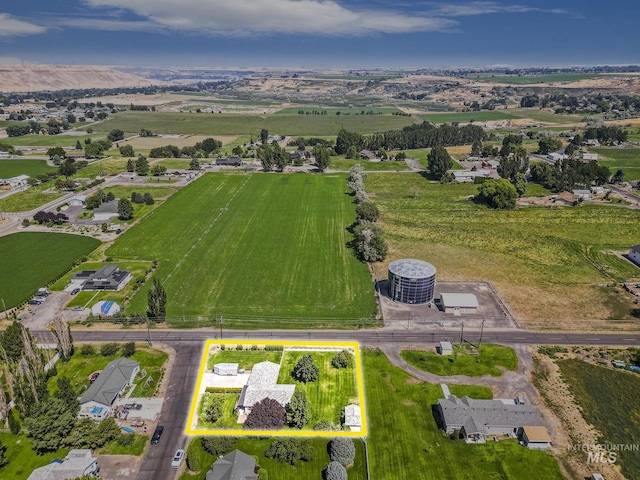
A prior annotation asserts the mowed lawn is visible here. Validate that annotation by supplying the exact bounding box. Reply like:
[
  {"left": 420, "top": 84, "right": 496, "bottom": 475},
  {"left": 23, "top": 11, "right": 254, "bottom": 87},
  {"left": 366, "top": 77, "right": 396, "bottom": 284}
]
[
  {"left": 0, "top": 433, "right": 68, "bottom": 480},
  {"left": 277, "top": 351, "right": 358, "bottom": 426},
  {"left": 0, "top": 159, "right": 56, "bottom": 178},
  {"left": 591, "top": 147, "right": 640, "bottom": 180},
  {"left": 364, "top": 349, "right": 563, "bottom": 480},
  {"left": 401, "top": 344, "right": 518, "bottom": 377},
  {"left": 106, "top": 173, "right": 376, "bottom": 323},
  {"left": 94, "top": 111, "right": 417, "bottom": 136},
  {"left": 207, "top": 349, "right": 283, "bottom": 370},
  {"left": 0, "top": 232, "right": 100, "bottom": 308}
]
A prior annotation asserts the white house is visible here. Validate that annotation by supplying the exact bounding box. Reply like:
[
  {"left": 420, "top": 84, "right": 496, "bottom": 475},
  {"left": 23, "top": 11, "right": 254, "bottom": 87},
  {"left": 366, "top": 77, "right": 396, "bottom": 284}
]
[
  {"left": 78, "top": 357, "right": 140, "bottom": 420},
  {"left": 91, "top": 300, "right": 121, "bottom": 317},
  {"left": 343, "top": 404, "right": 362, "bottom": 432},
  {"left": 235, "top": 361, "right": 295, "bottom": 416},
  {"left": 629, "top": 245, "right": 640, "bottom": 266},
  {"left": 69, "top": 195, "right": 88, "bottom": 207},
  {"left": 27, "top": 449, "right": 98, "bottom": 480}
]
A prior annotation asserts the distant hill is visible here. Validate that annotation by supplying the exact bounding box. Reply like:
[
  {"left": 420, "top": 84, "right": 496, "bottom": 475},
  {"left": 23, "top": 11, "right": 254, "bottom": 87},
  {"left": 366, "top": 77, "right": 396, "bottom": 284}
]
[{"left": 0, "top": 65, "right": 161, "bottom": 93}]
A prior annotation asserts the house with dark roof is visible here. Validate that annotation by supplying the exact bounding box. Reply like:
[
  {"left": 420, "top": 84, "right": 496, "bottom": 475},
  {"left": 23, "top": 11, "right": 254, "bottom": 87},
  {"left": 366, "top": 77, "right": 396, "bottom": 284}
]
[
  {"left": 79, "top": 357, "right": 140, "bottom": 420},
  {"left": 629, "top": 245, "right": 640, "bottom": 266},
  {"left": 235, "top": 361, "right": 295, "bottom": 416},
  {"left": 216, "top": 156, "right": 243, "bottom": 167},
  {"left": 437, "top": 395, "right": 545, "bottom": 443},
  {"left": 206, "top": 450, "right": 258, "bottom": 480},
  {"left": 92, "top": 199, "right": 119, "bottom": 221},
  {"left": 71, "top": 264, "right": 132, "bottom": 291}
]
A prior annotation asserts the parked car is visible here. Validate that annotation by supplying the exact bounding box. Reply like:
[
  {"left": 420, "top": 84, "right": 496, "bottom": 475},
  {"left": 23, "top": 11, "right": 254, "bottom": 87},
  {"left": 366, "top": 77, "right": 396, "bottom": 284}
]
[
  {"left": 124, "top": 403, "right": 142, "bottom": 410},
  {"left": 28, "top": 298, "right": 42, "bottom": 305},
  {"left": 89, "top": 372, "right": 100, "bottom": 384},
  {"left": 171, "top": 449, "right": 185, "bottom": 468},
  {"left": 70, "top": 288, "right": 80, "bottom": 295},
  {"left": 151, "top": 426, "right": 164, "bottom": 444}
]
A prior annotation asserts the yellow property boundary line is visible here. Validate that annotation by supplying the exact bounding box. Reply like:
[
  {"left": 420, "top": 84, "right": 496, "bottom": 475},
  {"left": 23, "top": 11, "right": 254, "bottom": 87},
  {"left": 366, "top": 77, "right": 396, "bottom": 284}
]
[{"left": 186, "top": 339, "right": 367, "bottom": 437}]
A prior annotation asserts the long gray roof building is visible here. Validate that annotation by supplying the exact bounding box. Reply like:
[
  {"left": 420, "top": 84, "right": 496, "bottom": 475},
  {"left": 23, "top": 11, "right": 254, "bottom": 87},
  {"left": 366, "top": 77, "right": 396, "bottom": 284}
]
[
  {"left": 206, "top": 450, "right": 258, "bottom": 480},
  {"left": 236, "top": 361, "right": 294, "bottom": 411},
  {"left": 79, "top": 357, "right": 140, "bottom": 407}
]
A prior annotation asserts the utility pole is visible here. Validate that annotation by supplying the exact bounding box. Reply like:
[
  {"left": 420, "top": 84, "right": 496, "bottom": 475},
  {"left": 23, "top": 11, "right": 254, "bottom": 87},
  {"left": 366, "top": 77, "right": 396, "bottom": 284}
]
[
  {"left": 219, "top": 315, "right": 223, "bottom": 340},
  {"left": 459, "top": 322, "right": 464, "bottom": 348},
  {"left": 478, "top": 318, "right": 485, "bottom": 351},
  {"left": 146, "top": 321, "right": 152, "bottom": 347}
]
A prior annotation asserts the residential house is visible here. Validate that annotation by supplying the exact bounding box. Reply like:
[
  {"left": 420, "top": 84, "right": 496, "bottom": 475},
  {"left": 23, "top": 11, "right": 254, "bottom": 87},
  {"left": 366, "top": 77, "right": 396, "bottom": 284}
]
[
  {"left": 572, "top": 189, "right": 592, "bottom": 201},
  {"left": 69, "top": 195, "right": 88, "bottom": 207},
  {"left": 216, "top": 156, "right": 243, "bottom": 167},
  {"left": 451, "top": 170, "right": 490, "bottom": 183},
  {"left": 235, "top": 361, "right": 295, "bottom": 416},
  {"left": 553, "top": 192, "right": 578, "bottom": 206},
  {"left": 547, "top": 152, "right": 565, "bottom": 162},
  {"left": 92, "top": 200, "right": 119, "bottom": 221},
  {"left": 78, "top": 357, "right": 140, "bottom": 420},
  {"left": 71, "top": 264, "right": 132, "bottom": 291},
  {"left": 359, "top": 149, "right": 378, "bottom": 161},
  {"left": 206, "top": 450, "right": 258, "bottom": 480},
  {"left": 27, "top": 449, "right": 98, "bottom": 480}
]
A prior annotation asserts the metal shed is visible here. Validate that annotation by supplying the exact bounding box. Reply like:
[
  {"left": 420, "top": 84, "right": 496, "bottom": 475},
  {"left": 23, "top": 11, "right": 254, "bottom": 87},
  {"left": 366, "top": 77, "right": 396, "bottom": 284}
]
[{"left": 214, "top": 363, "right": 239, "bottom": 376}]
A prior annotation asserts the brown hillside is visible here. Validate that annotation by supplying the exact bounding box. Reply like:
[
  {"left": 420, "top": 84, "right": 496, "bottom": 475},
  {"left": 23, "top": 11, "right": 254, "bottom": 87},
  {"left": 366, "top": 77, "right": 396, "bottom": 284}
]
[{"left": 0, "top": 65, "right": 161, "bottom": 93}]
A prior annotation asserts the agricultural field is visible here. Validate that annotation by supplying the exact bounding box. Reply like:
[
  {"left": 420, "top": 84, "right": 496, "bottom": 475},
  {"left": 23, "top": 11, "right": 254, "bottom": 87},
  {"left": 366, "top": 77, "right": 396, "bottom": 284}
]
[
  {"left": 277, "top": 350, "right": 358, "bottom": 427},
  {"left": 507, "top": 108, "right": 585, "bottom": 124},
  {"left": 468, "top": 73, "right": 600, "bottom": 84},
  {"left": 0, "top": 133, "right": 106, "bottom": 147},
  {"left": 106, "top": 173, "right": 376, "bottom": 326},
  {"left": 364, "top": 349, "right": 563, "bottom": 479},
  {"left": 591, "top": 147, "right": 640, "bottom": 181},
  {"left": 0, "top": 159, "right": 56, "bottom": 178},
  {"left": 275, "top": 106, "right": 401, "bottom": 115},
  {"left": 420, "top": 111, "right": 518, "bottom": 123},
  {"left": 366, "top": 173, "right": 640, "bottom": 328},
  {"left": 0, "top": 232, "right": 100, "bottom": 309},
  {"left": 329, "top": 157, "right": 410, "bottom": 171},
  {"left": 93, "top": 111, "right": 417, "bottom": 136},
  {"left": 401, "top": 344, "right": 518, "bottom": 377},
  {"left": 557, "top": 359, "right": 640, "bottom": 479},
  {"left": 0, "top": 179, "right": 64, "bottom": 212},
  {"left": 72, "top": 158, "right": 130, "bottom": 178}
]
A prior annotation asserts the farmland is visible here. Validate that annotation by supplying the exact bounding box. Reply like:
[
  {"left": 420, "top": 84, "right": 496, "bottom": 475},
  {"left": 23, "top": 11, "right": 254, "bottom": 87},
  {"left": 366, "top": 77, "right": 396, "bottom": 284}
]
[
  {"left": 92, "top": 111, "right": 417, "bottom": 136},
  {"left": 0, "top": 133, "right": 106, "bottom": 147},
  {"left": 591, "top": 147, "right": 640, "bottom": 180},
  {"left": 557, "top": 359, "right": 640, "bottom": 479},
  {"left": 366, "top": 173, "right": 640, "bottom": 328},
  {"left": 106, "top": 173, "right": 376, "bottom": 325},
  {"left": 420, "top": 111, "right": 518, "bottom": 123},
  {"left": 0, "top": 159, "right": 56, "bottom": 178},
  {"left": 329, "top": 157, "right": 411, "bottom": 171},
  {"left": 0, "top": 232, "right": 100, "bottom": 308},
  {"left": 363, "top": 349, "right": 563, "bottom": 479},
  {"left": 275, "top": 106, "right": 401, "bottom": 115}
]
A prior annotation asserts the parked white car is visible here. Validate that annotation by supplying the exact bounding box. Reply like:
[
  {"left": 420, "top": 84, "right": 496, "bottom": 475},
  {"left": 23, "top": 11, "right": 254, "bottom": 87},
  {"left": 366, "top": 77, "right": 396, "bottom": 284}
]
[{"left": 171, "top": 449, "right": 185, "bottom": 468}]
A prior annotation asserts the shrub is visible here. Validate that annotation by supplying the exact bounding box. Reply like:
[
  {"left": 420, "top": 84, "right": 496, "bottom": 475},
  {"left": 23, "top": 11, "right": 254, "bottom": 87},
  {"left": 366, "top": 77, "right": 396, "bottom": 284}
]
[
  {"left": 8, "top": 409, "right": 21, "bottom": 434},
  {"left": 80, "top": 344, "right": 95, "bottom": 355},
  {"left": 100, "top": 343, "right": 119, "bottom": 356},
  {"left": 201, "top": 436, "right": 237, "bottom": 456},
  {"left": 313, "top": 420, "right": 339, "bottom": 431},
  {"left": 243, "top": 398, "right": 286, "bottom": 430},
  {"left": 202, "top": 395, "right": 225, "bottom": 423},
  {"left": 121, "top": 342, "right": 136, "bottom": 357},
  {"left": 286, "top": 389, "right": 310, "bottom": 429},
  {"left": 186, "top": 438, "right": 205, "bottom": 471},
  {"left": 329, "top": 437, "right": 355, "bottom": 465},
  {"left": 292, "top": 355, "right": 319, "bottom": 383},
  {"left": 331, "top": 350, "right": 353, "bottom": 369},
  {"left": 324, "top": 461, "right": 348, "bottom": 480},
  {"left": 264, "top": 438, "right": 315, "bottom": 465},
  {"left": 116, "top": 434, "right": 136, "bottom": 447}
]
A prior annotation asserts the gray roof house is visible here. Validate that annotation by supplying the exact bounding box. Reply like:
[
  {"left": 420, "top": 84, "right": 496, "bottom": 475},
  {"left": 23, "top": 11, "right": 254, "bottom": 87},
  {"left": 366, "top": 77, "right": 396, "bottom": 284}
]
[
  {"left": 71, "top": 264, "right": 132, "bottom": 291},
  {"left": 27, "top": 449, "right": 98, "bottom": 480},
  {"left": 79, "top": 357, "right": 140, "bottom": 420},
  {"left": 206, "top": 450, "right": 258, "bottom": 480},
  {"left": 438, "top": 395, "right": 544, "bottom": 443},
  {"left": 92, "top": 199, "right": 119, "bottom": 221},
  {"left": 235, "top": 361, "right": 295, "bottom": 415}
]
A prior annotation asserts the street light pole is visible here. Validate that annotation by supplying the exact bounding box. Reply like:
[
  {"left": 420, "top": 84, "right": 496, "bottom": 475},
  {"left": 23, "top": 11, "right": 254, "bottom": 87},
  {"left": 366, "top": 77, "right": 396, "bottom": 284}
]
[{"left": 146, "top": 321, "right": 152, "bottom": 346}]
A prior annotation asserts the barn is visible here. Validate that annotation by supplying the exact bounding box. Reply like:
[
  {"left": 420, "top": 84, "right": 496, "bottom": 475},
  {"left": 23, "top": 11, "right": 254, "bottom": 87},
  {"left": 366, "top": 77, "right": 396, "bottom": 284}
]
[{"left": 440, "top": 293, "right": 479, "bottom": 315}]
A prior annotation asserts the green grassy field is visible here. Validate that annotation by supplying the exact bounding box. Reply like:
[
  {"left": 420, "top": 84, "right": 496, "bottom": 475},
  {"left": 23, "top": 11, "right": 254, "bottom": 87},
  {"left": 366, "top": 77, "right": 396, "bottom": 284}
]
[
  {"left": 99, "top": 434, "right": 147, "bottom": 455},
  {"left": 403, "top": 148, "right": 465, "bottom": 168},
  {"left": 0, "top": 232, "right": 100, "bottom": 309},
  {"left": 207, "top": 349, "right": 282, "bottom": 370},
  {"left": 558, "top": 359, "right": 640, "bottom": 479},
  {"left": 591, "top": 147, "right": 640, "bottom": 180},
  {"left": 420, "top": 111, "right": 518, "bottom": 123},
  {"left": 275, "top": 106, "right": 401, "bottom": 115},
  {"left": 363, "top": 348, "right": 563, "bottom": 479},
  {"left": 366, "top": 173, "right": 640, "bottom": 327},
  {"left": 180, "top": 437, "right": 366, "bottom": 480},
  {"left": 469, "top": 73, "right": 600, "bottom": 84},
  {"left": 73, "top": 158, "right": 130, "bottom": 178},
  {"left": 329, "top": 157, "right": 411, "bottom": 171},
  {"left": 93, "top": 111, "right": 417, "bottom": 136},
  {"left": 0, "top": 433, "right": 69, "bottom": 480},
  {"left": 0, "top": 159, "right": 56, "bottom": 178},
  {"left": 277, "top": 351, "right": 358, "bottom": 426},
  {"left": 106, "top": 173, "right": 376, "bottom": 326},
  {"left": 198, "top": 392, "right": 240, "bottom": 429},
  {"left": 47, "top": 346, "right": 168, "bottom": 398},
  {"left": 0, "top": 133, "right": 105, "bottom": 147},
  {"left": 401, "top": 344, "right": 518, "bottom": 377},
  {"left": 507, "top": 108, "right": 584, "bottom": 124},
  {"left": 0, "top": 179, "right": 64, "bottom": 212}
]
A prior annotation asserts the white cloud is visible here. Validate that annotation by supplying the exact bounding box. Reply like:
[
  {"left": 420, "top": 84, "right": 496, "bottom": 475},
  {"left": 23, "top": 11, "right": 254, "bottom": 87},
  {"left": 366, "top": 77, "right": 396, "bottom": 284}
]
[
  {"left": 429, "top": 2, "right": 569, "bottom": 17},
  {"left": 0, "top": 13, "right": 47, "bottom": 37},
  {"left": 78, "top": 0, "right": 456, "bottom": 36}
]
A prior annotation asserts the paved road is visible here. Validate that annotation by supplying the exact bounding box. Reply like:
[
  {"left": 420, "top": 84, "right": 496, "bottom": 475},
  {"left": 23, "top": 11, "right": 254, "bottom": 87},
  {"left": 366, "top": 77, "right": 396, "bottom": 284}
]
[{"left": 29, "top": 328, "right": 640, "bottom": 346}]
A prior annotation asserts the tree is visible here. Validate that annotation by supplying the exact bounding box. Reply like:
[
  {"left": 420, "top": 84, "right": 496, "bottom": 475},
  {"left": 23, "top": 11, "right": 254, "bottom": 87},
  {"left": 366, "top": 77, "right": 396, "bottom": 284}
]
[
  {"left": 135, "top": 156, "right": 149, "bottom": 176},
  {"left": 147, "top": 277, "right": 167, "bottom": 322},
  {"left": 189, "top": 158, "right": 200, "bottom": 170},
  {"left": 75, "top": 140, "right": 83, "bottom": 150},
  {"left": 131, "top": 192, "right": 144, "bottom": 204},
  {"left": 121, "top": 342, "right": 136, "bottom": 357},
  {"left": 513, "top": 172, "right": 527, "bottom": 197},
  {"left": 107, "top": 129, "right": 125, "bottom": 142},
  {"left": 314, "top": 145, "right": 330, "bottom": 172},
  {"left": 126, "top": 159, "right": 135, "bottom": 172},
  {"left": 273, "top": 143, "right": 289, "bottom": 173},
  {"left": 471, "top": 139, "right": 483, "bottom": 157},
  {"left": 612, "top": 169, "right": 625, "bottom": 184},
  {"left": 201, "top": 436, "right": 237, "bottom": 456},
  {"left": 286, "top": 389, "right": 310, "bottom": 429},
  {"left": 260, "top": 128, "right": 269, "bottom": 144},
  {"left": 118, "top": 198, "right": 133, "bottom": 220},
  {"left": 243, "top": 398, "right": 286, "bottom": 430},
  {"left": 264, "top": 438, "right": 315, "bottom": 465},
  {"left": 345, "top": 145, "right": 358, "bottom": 159},
  {"left": 537, "top": 137, "right": 562, "bottom": 155},
  {"left": 353, "top": 223, "right": 387, "bottom": 262},
  {"left": 84, "top": 142, "right": 104, "bottom": 158},
  {"left": 143, "top": 192, "right": 155, "bottom": 205},
  {"left": 0, "top": 439, "right": 6, "bottom": 468},
  {"left": 292, "top": 355, "right": 319, "bottom": 383},
  {"left": 8, "top": 409, "right": 21, "bottom": 434},
  {"left": 54, "top": 377, "right": 78, "bottom": 409},
  {"left": 258, "top": 144, "right": 274, "bottom": 172},
  {"left": 151, "top": 164, "right": 167, "bottom": 176},
  {"left": 119, "top": 145, "right": 135, "bottom": 157},
  {"left": 427, "top": 146, "right": 453, "bottom": 180},
  {"left": 355, "top": 201, "right": 379, "bottom": 223},
  {"left": 331, "top": 350, "right": 353, "bottom": 369},
  {"left": 24, "top": 397, "right": 78, "bottom": 453},
  {"left": 0, "top": 321, "right": 26, "bottom": 363},
  {"left": 329, "top": 437, "right": 355, "bottom": 465},
  {"left": 59, "top": 160, "right": 78, "bottom": 177},
  {"left": 476, "top": 178, "right": 518, "bottom": 210},
  {"left": 51, "top": 316, "right": 73, "bottom": 360},
  {"left": 324, "top": 461, "right": 348, "bottom": 480},
  {"left": 202, "top": 395, "right": 225, "bottom": 423},
  {"left": 47, "top": 146, "right": 65, "bottom": 159},
  {"left": 100, "top": 343, "right": 119, "bottom": 356},
  {"left": 106, "top": 192, "right": 115, "bottom": 202}
]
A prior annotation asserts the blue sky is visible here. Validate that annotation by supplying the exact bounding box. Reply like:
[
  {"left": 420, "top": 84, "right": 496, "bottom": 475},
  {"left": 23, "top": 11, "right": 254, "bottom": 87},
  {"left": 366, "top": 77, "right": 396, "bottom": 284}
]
[{"left": 0, "top": 1, "right": 638, "bottom": 68}]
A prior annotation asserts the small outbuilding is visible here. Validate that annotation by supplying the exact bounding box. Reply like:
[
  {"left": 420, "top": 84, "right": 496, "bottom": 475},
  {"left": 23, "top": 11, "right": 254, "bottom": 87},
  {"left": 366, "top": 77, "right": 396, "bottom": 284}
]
[
  {"left": 439, "top": 341, "right": 454, "bottom": 356},
  {"left": 214, "top": 363, "right": 239, "bottom": 376},
  {"left": 440, "top": 293, "right": 479, "bottom": 315},
  {"left": 69, "top": 195, "right": 88, "bottom": 207},
  {"left": 91, "top": 300, "right": 121, "bottom": 317},
  {"left": 521, "top": 425, "right": 552, "bottom": 450},
  {"left": 343, "top": 404, "right": 362, "bottom": 432},
  {"left": 629, "top": 245, "right": 640, "bottom": 266}
]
